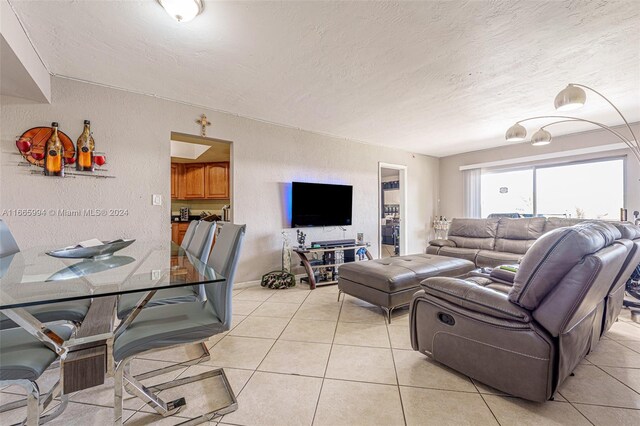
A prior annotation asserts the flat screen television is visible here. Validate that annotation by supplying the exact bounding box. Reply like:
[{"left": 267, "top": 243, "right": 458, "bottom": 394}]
[{"left": 291, "top": 182, "right": 353, "bottom": 227}]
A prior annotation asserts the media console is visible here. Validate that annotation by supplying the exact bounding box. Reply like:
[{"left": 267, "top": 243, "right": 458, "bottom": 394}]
[{"left": 293, "top": 242, "right": 372, "bottom": 290}]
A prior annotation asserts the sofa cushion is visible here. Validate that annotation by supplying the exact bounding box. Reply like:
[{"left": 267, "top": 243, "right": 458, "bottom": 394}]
[
  {"left": 509, "top": 221, "right": 622, "bottom": 310},
  {"left": 542, "top": 217, "right": 585, "bottom": 233},
  {"left": 437, "top": 246, "right": 479, "bottom": 264},
  {"left": 428, "top": 239, "right": 457, "bottom": 247},
  {"left": 612, "top": 222, "right": 640, "bottom": 240},
  {"left": 495, "top": 217, "right": 546, "bottom": 255},
  {"left": 497, "top": 217, "right": 546, "bottom": 240},
  {"left": 426, "top": 245, "right": 440, "bottom": 255},
  {"left": 447, "top": 218, "right": 499, "bottom": 250},
  {"left": 475, "top": 250, "right": 522, "bottom": 268}
]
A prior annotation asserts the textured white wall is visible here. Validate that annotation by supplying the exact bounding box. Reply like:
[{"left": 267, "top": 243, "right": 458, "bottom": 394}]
[
  {"left": 438, "top": 124, "right": 640, "bottom": 219},
  {"left": 0, "top": 77, "right": 439, "bottom": 282}
]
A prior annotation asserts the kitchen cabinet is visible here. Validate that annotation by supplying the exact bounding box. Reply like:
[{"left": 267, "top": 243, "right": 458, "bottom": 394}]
[
  {"left": 171, "top": 222, "right": 191, "bottom": 245},
  {"left": 205, "top": 162, "right": 230, "bottom": 199},
  {"left": 171, "top": 162, "right": 229, "bottom": 200},
  {"left": 183, "top": 164, "right": 206, "bottom": 199},
  {"left": 170, "top": 163, "right": 184, "bottom": 199}
]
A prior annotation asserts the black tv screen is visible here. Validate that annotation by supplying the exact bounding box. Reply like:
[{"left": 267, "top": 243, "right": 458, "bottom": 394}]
[{"left": 291, "top": 182, "right": 353, "bottom": 227}]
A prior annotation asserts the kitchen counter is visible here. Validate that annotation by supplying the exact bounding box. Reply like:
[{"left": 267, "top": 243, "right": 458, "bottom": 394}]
[{"left": 170, "top": 215, "right": 202, "bottom": 223}]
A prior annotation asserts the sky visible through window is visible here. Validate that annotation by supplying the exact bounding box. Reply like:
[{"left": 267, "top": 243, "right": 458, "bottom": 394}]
[
  {"left": 481, "top": 159, "right": 624, "bottom": 219},
  {"left": 481, "top": 169, "right": 533, "bottom": 217}
]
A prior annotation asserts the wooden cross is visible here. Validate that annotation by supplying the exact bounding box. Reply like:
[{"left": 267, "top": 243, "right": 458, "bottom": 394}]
[{"left": 196, "top": 114, "right": 211, "bottom": 137}]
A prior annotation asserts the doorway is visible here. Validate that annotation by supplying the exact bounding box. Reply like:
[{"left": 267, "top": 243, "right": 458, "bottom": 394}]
[
  {"left": 379, "top": 163, "right": 407, "bottom": 258},
  {"left": 169, "top": 132, "right": 233, "bottom": 245}
]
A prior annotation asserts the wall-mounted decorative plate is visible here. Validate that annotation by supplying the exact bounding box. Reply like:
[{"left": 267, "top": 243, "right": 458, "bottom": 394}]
[{"left": 18, "top": 127, "right": 76, "bottom": 166}]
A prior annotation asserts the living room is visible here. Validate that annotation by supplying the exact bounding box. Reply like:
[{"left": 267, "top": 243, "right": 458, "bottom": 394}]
[{"left": 1, "top": 1, "right": 639, "bottom": 425}]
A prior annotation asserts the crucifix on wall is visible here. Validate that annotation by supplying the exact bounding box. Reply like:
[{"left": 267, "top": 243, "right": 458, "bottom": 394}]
[{"left": 196, "top": 114, "right": 211, "bottom": 137}]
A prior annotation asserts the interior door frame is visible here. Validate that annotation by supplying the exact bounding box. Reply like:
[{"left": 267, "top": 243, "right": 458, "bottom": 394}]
[
  {"left": 378, "top": 162, "right": 408, "bottom": 258},
  {"left": 170, "top": 132, "right": 234, "bottom": 223}
]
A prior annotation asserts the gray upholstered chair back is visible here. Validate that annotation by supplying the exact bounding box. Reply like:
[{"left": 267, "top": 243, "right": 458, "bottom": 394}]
[
  {"left": 186, "top": 221, "right": 216, "bottom": 263},
  {"left": 0, "top": 220, "right": 20, "bottom": 258},
  {"left": 508, "top": 221, "right": 628, "bottom": 383},
  {"left": 180, "top": 220, "right": 199, "bottom": 250},
  {"left": 206, "top": 223, "right": 246, "bottom": 329}
]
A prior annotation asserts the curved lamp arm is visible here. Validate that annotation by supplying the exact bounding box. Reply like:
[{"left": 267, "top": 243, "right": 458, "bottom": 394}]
[
  {"left": 570, "top": 83, "right": 638, "bottom": 146},
  {"left": 516, "top": 115, "right": 640, "bottom": 164}
]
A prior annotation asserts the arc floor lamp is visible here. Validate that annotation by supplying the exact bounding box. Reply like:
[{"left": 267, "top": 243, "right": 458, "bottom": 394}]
[{"left": 505, "top": 83, "right": 640, "bottom": 165}]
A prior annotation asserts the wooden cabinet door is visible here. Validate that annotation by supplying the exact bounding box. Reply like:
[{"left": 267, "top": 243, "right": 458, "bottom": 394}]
[
  {"left": 205, "top": 162, "right": 229, "bottom": 199},
  {"left": 177, "top": 223, "right": 190, "bottom": 246},
  {"left": 171, "top": 223, "right": 179, "bottom": 244},
  {"left": 171, "top": 163, "right": 185, "bottom": 199},
  {"left": 183, "top": 164, "right": 206, "bottom": 199}
]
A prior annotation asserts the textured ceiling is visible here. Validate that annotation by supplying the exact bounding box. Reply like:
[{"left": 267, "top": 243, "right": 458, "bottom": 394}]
[{"left": 8, "top": 0, "right": 640, "bottom": 157}]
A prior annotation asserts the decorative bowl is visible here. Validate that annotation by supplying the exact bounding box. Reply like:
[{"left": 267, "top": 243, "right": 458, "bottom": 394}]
[{"left": 46, "top": 239, "right": 135, "bottom": 260}]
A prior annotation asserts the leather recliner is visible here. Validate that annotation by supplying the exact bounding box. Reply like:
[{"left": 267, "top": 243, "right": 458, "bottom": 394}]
[
  {"left": 603, "top": 222, "right": 640, "bottom": 333},
  {"left": 410, "top": 221, "right": 629, "bottom": 402}
]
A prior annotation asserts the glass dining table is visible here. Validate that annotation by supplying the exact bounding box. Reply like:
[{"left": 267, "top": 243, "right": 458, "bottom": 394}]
[{"left": 0, "top": 240, "right": 226, "bottom": 421}]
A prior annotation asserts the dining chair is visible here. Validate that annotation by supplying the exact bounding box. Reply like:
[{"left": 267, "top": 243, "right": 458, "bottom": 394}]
[
  {"left": 0, "top": 219, "right": 20, "bottom": 257},
  {"left": 186, "top": 220, "right": 217, "bottom": 263},
  {"left": 0, "top": 221, "right": 90, "bottom": 330},
  {"left": 0, "top": 324, "right": 73, "bottom": 425},
  {"left": 112, "top": 223, "right": 246, "bottom": 425},
  {"left": 116, "top": 221, "right": 218, "bottom": 319},
  {"left": 180, "top": 220, "right": 199, "bottom": 250}
]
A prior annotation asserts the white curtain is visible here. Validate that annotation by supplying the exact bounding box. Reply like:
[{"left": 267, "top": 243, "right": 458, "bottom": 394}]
[{"left": 463, "top": 168, "right": 482, "bottom": 218}]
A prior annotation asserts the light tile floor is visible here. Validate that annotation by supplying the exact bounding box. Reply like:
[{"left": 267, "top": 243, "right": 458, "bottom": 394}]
[
  {"left": 2, "top": 285, "right": 640, "bottom": 425},
  {"left": 381, "top": 244, "right": 397, "bottom": 258}
]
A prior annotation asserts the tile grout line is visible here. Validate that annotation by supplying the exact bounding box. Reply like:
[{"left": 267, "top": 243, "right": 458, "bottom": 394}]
[
  {"left": 310, "top": 290, "right": 345, "bottom": 426},
  {"left": 385, "top": 318, "right": 408, "bottom": 426},
  {"left": 216, "top": 292, "right": 300, "bottom": 423},
  {"left": 470, "top": 377, "right": 502, "bottom": 425},
  {"left": 561, "top": 395, "right": 596, "bottom": 426},
  {"left": 589, "top": 362, "right": 640, "bottom": 397},
  {"left": 218, "top": 287, "right": 316, "bottom": 424}
]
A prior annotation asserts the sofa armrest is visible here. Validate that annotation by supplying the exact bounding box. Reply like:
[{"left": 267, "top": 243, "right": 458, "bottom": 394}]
[
  {"left": 489, "top": 265, "right": 519, "bottom": 285},
  {"left": 428, "top": 239, "right": 457, "bottom": 248},
  {"left": 421, "top": 277, "right": 531, "bottom": 323}
]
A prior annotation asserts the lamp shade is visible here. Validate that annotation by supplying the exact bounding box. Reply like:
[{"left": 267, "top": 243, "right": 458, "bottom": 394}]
[
  {"left": 554, "top": 85, "right": 586, "bottom": 111},
  {"left": 505, "top": 123, "right": 527, "bottom": 142},
  {"left": 158, "top": 0, "right": 203, "bottom": 22},
  {"left": 531, "top": 129, "right": 552, "bottom": 146}
]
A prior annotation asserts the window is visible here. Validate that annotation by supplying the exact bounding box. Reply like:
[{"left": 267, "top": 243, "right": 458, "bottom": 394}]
[
  {"left": 480, "top": 158, "right": 625, "bottom": 219},
  {"left": 536, "top": 159, "right": 624, "bottom": 220},
  {"left": 481, "top": 168, "right": 533, "bottom": 218}
]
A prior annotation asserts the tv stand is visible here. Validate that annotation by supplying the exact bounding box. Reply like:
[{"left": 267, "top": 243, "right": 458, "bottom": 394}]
[{"left": 293, "top": 243, "right": 372, "bottom": 290}]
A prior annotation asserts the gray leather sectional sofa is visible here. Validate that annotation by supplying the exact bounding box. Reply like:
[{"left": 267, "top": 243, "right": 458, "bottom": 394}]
[
  {"left": 411, "top": 220, "right": 640, "bottom": 401},
  {"left": 427, "top": 217, "right": 585, "bottom": 267}
]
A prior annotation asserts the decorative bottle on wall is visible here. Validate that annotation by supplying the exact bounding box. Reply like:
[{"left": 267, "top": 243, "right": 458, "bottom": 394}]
[
  {"left": 76, "top": 120, "right": 95, "bottom": 171},
  {"left": 44, "top": 122, "right": 64, "bottom": 177}
]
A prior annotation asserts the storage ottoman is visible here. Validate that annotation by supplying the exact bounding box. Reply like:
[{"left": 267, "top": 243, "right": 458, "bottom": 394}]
[{"left": 338, "top": 254, "right": 475, "bottom": 322}]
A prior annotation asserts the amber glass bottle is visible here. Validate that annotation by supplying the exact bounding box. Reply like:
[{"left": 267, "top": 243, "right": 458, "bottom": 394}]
[
  {"left": 44, "top": 122, "right": 64, "bottom": 177},
  {"left": 76, "top": 120, "right": 95, "bottom": 171}
]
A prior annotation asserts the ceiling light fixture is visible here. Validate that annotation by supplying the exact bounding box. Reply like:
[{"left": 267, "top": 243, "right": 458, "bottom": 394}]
[
  {"left": 530, "top": 129, "right": 552, "bottom": 146},
  {"left": 505, "top": 123, "right": 527, "bottom": 142},
  {"left": 554, "top": 84, "right": 587, "bottom": 111},
  {"left": 505, "top": 84, "right": 640, "bottom": 165},
  {"left": 158, "top": 0, "right": 203, "bottom": 23}
]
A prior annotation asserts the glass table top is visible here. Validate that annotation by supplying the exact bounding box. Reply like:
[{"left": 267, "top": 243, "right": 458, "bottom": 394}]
[{"left": 0, "top": 241, "right": 224, "bottom": 309}]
